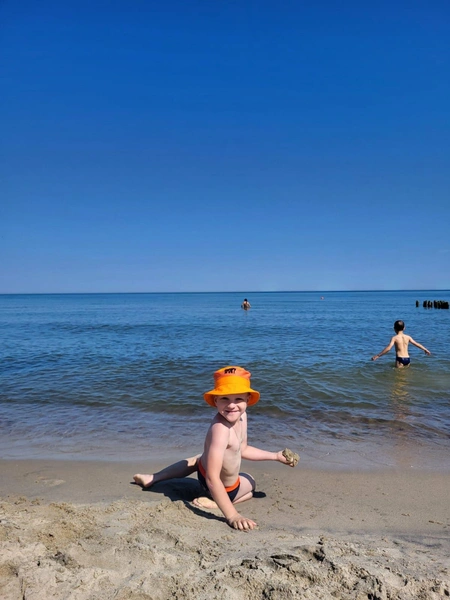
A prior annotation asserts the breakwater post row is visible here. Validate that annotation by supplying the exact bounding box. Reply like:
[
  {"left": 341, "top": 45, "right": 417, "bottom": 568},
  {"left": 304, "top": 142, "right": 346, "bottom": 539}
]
[{"left": 416, "top": 300, "right": 449, "bottom": 309}]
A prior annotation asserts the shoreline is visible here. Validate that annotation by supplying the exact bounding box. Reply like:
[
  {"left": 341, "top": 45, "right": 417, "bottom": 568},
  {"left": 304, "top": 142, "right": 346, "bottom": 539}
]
[
  {"left": 2, "top": 432, "right": 449, "bottom": 474},
  {"left": 1, "top": 458, "right": 449, "bottom": 533},
  {"left": 1, "top": 459, "right": 449, "bottom": 599}
]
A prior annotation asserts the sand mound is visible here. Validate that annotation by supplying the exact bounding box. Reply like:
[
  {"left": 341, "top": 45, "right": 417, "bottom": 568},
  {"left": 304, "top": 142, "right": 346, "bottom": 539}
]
[{"left": 1, "top": 495, "right": 449, "bottom": 600}]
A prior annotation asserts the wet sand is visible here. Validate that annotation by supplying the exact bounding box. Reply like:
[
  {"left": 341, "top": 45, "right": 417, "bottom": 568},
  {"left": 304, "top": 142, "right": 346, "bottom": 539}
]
[{"left": 1, "top": 459, "right": 449, "bottom": 599}]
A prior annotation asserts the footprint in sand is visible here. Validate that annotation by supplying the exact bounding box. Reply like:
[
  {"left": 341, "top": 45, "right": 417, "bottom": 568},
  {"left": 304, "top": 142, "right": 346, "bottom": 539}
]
[{"left": 35, "top": 477, "right": 65, "bottom": 487}]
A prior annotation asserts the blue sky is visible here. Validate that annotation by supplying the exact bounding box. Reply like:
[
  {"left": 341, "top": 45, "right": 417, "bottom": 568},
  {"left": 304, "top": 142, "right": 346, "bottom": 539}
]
[{"left": 1, "top": 1, "right": 449, "bottom": 293}]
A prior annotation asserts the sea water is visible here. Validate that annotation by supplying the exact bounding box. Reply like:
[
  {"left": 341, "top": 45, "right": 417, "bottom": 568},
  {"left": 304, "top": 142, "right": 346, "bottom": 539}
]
[{"left": 1, "top": 291, "right": 449, "bottom": 471}]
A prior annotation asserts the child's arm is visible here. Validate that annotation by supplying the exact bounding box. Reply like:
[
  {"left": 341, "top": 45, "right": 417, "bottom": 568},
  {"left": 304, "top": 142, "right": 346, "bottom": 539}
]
[
  {"left": 372, "top": 337, "right": 395, "bottom": 361},
  {"left": 203, "top": 423, "right": 257, "bottom": 530},
  {"left": 241, "top": 445, "right": 292, "bottom": 465},
  {"left": 409, "top": 337, "right": 431, "bottom": 355}
]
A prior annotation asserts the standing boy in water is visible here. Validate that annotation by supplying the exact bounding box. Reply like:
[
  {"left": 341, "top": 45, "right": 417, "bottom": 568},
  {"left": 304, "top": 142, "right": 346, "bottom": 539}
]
[
  {"left": 372, "top": 320, "right": 431, "bottom": 368},
  {"left": 241, "top": 298, "right": 251, "bottom": 310},
  {"left": 133, "top": 366, "right": 299, "bottom": 531}
]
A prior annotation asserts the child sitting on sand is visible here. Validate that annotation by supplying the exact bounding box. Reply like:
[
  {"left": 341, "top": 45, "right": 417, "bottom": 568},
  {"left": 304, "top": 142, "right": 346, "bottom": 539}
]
[
  {"left": 134, "top": 366, "right": 299, "bottom": 531},
  {"left": 371, "top": 320, "right": 431, "bottom": 368}
]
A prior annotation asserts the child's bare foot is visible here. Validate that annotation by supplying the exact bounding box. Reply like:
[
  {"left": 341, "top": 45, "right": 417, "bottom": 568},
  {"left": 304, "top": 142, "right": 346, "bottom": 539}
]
[
  {"left": 133, "top": 474, "right": 155, "bottom": 488},
  {"left": 192, "top": 496, "right": 219, "bottom": 510}
]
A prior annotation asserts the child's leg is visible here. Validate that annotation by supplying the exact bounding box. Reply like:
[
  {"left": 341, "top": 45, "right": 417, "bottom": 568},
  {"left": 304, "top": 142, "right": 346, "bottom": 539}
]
[
  {"left": 192, "top": 472, "right": 255, "bottom": 509},
  {"left": 233, "top": 472, "right": 255, "bottom": 504},
  {"left": 133, "top": 454, "right": 201, "bottom": 488}
]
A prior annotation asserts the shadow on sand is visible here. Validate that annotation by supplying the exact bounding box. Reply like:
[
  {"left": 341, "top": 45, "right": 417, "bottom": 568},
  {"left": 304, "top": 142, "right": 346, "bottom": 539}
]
[{"left": 130, "top": 477, "right": 266, "bottom": 523}]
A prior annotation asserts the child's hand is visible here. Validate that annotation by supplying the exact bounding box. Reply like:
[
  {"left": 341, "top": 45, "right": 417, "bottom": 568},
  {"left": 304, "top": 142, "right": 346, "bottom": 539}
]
[
  {"left": 227, "top": 514, "right": 257, "bottom": 531},
  {"left": 425, "top": 350, "right": 431, "bottom": 355},
  {"left": 278, "top": 448, "right": 300, "bottom": 467}
]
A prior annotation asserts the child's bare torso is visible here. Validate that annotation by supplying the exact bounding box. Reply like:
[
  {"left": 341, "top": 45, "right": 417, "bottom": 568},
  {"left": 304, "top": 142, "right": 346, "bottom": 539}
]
[
  {"left": 394, "top": 333, "right": 411, "bottom": 357},
  {"left": 202, "top": 414, "right": 245, "bottom": 487}
]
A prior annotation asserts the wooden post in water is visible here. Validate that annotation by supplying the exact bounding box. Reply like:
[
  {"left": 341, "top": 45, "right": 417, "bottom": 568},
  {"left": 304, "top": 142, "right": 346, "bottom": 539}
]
[{"left": 419, "top": 299, "right": 449, "bottom": 309}]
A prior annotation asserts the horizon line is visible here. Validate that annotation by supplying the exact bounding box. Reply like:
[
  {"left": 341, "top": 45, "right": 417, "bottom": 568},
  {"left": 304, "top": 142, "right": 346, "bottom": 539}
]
[{"left": 1, "top": 289, "right": 449, "bottom": 296}]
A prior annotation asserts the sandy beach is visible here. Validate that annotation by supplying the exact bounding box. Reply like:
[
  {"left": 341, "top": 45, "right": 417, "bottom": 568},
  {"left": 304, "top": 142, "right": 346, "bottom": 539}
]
[{"left": 1, "top": 459, "right": 449, "bottom": 599}]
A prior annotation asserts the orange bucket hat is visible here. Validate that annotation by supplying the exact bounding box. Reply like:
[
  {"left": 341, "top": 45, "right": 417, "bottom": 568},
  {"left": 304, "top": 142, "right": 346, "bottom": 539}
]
[{"left": 204, "top": 366, "right": 260, "bottom": 407}]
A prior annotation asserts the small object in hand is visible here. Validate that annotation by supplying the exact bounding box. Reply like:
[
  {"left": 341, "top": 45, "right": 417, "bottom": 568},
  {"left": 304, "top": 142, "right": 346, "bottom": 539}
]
[{"left": 282, "top": 448, "right": 299, "bottom": 467}]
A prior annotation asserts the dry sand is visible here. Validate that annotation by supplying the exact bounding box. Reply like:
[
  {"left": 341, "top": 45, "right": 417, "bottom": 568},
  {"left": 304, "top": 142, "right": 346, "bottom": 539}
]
[{"left": 1, "top": 459, "right": 449, "bottom": 599}]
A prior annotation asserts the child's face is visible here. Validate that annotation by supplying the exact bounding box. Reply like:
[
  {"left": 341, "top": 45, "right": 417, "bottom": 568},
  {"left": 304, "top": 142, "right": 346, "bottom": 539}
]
[{"left": 214, "top": 393, "right": 249, "bottom": 424}]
